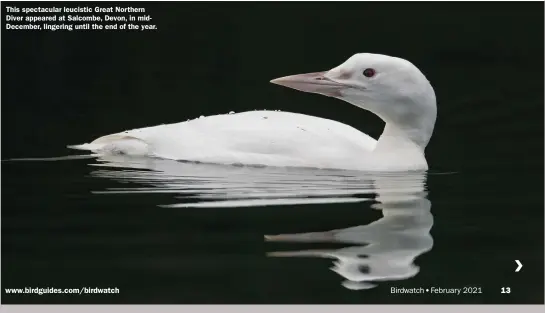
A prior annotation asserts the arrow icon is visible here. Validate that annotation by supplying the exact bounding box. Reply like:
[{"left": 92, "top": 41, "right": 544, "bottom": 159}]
[{"left": 515, "top": 260, "right": 523, "bottom": 272}]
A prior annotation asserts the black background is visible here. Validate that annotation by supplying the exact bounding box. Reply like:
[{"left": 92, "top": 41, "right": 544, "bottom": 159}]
[{"left": 1, "top": 1, "right": 544, "bottom": 304}]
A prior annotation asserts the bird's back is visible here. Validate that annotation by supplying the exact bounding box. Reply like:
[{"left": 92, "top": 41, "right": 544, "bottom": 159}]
[{"left": 69, "top": 111, "right": 377, "bottom": 170}]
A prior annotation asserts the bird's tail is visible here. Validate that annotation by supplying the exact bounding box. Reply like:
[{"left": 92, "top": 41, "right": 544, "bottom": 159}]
[
  {"left": 66, "top": 143, "right": 106, "bottom": 151},
  {"left": 67, "top": 134, "right": 151, "bottom": 156}
]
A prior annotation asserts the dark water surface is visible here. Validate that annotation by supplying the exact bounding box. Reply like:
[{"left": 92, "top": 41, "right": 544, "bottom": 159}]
[
  {"left": 2, "top": 157, "right": 543, "bottom": 304},
  {"left": 1, "top": 1, "right": 544, "bottom": 304}
]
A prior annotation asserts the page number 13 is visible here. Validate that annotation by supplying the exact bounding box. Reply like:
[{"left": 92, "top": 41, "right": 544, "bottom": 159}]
[{"left": 501, "top": 287, "right": 511, "bottom": 294}]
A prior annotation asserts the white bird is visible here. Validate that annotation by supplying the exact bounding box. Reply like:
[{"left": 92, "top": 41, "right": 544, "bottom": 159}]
[{"left": 69, "top": 53, "right": 437, "bottom": 171}]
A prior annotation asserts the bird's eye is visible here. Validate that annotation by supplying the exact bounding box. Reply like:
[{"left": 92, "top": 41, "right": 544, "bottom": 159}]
[{"left": 363, "top": 68, "right": 376, "bottom": 78}]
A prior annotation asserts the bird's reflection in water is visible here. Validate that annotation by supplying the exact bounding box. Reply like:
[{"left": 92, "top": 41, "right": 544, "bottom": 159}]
[
  {"left": 89, "top": 155, "right": 379, "bottom": 207},
  {"left": 89, "top": 155, "right": 433, "bottom": 290},
  {"left": 265, "top": 172, "right": 433, "bottom": 290}
]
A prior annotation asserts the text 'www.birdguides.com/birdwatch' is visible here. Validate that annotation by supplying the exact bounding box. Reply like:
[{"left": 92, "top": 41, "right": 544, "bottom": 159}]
[{"left": 4, "top": 5, "right": 157, "bottom": 31}]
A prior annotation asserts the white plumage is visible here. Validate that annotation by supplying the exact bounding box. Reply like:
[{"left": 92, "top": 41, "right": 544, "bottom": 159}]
[{"left": 71, "top": 111, "right": 377, "bottom": 170}]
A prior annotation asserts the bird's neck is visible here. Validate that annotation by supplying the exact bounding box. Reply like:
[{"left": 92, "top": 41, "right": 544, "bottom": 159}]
[
  {"left": 376, "top": 123, "right": 425, "bottom": 151},
  {"left": 371, "top": 123, "right": 430, "bottom": 170}
]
